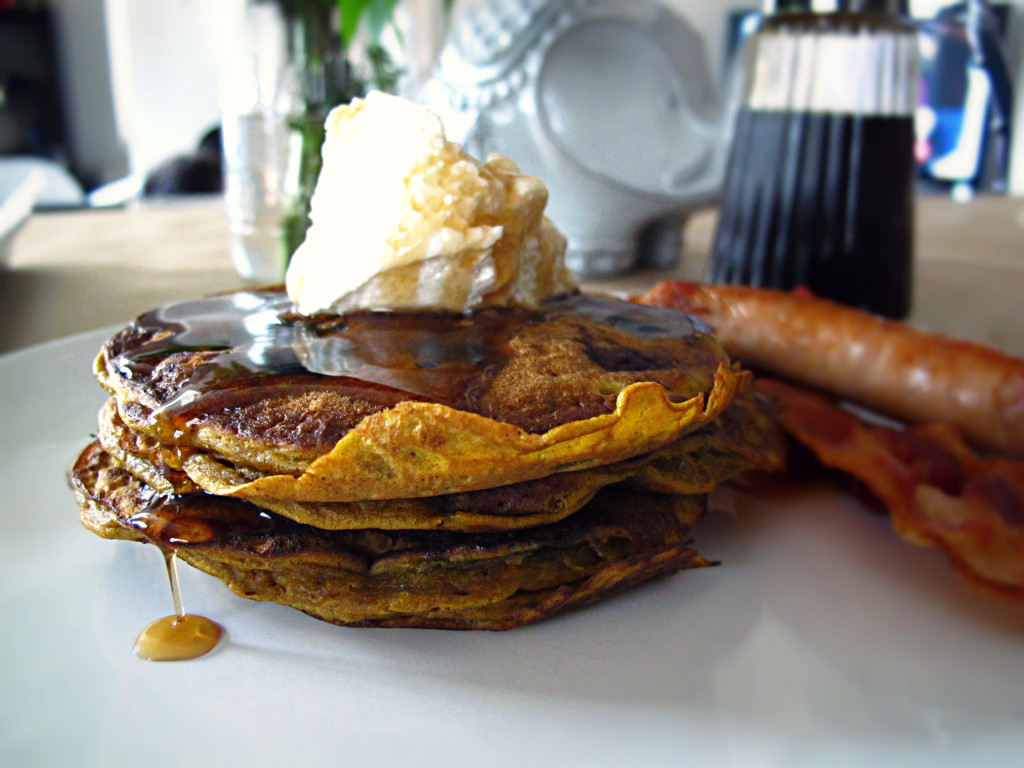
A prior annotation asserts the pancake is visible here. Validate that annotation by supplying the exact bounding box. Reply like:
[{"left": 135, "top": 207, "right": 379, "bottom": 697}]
[
  {"left": 94, "top": 289, "right": 744, "bottom": 500},
  {"left": 72, "top": 441, "right": 711, "bottom": 630},
  {"left": 96, "top": 385, "right": 782, "bottom": 532}
]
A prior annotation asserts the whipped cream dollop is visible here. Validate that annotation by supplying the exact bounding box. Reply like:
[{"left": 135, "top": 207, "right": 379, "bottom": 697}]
[{"left": 286, "top": 92, "right": 577, "bottom": 315}]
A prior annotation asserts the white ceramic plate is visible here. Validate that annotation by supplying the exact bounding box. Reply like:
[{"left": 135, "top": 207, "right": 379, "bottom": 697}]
[{"left": 2, "top": 330, "right": 1022, "bottom": 767}]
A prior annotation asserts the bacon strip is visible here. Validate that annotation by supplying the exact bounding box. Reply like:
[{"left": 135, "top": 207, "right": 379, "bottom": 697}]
[
  {"left": 641, "top": 280, "right": 1024, "bottom": 457},
  {"left": 759, "top": 377, "right": 1024, "bottom": 600}
]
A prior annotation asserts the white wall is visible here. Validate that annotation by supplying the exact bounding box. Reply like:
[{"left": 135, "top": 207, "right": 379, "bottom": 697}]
[
  {"left": 49, "top": 0, "right": 125, "bottom": 187},
  {"left": 103, "top": 0, "right": 246, "bottom": 180},
  {"left": 47, "top": 0, "right": 244, "bottom": 187}
]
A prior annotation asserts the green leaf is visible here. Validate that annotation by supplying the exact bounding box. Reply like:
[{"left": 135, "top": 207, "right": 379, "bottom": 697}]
[{"left": 339, "top": 0, "right": 371, "bottom": 45}]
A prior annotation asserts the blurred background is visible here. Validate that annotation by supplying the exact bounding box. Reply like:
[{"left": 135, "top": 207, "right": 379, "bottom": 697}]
[{"left": 1, "top": 0, "right": 1021, "bottom": 209}]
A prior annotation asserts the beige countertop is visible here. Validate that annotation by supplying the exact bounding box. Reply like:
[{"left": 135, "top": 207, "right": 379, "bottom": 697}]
[{"left": 2, "top": 195, "right": 1022, "bottom": 355}]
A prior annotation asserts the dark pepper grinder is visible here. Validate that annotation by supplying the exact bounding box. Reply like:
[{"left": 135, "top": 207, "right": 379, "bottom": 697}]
[{"left": 708, "top": 0, "right": 919, "bottom": 319}]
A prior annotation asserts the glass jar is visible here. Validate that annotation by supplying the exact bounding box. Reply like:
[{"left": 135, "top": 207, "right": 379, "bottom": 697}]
[{"left": 708, "top": 0, "right": 919, "bottom": 319}]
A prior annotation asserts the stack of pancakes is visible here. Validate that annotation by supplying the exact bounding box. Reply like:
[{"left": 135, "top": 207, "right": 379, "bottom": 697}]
[{"left": 71, "top": 288, "right": 782, "bottom": 629}]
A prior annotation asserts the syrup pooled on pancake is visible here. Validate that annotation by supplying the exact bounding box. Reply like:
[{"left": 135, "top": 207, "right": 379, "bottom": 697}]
[{"left": 112, "top": 290, "right": 712, "bottom": 421}]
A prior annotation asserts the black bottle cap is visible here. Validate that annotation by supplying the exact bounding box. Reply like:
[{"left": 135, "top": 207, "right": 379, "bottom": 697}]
[{"left": 762, "top": 0, "right": 907, "bottom": 13}]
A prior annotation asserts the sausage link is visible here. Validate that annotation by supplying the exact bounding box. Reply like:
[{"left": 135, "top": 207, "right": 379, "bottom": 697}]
[{"left": 640, "top": 281, "right": 1024, "bottom": 457}]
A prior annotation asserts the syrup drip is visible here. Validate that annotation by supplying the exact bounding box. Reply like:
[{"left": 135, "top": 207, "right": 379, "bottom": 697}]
[
  {"left": 132, "top": 549, "right": 222, "bottom": 662},
  {"left": 132, "top": 544, "right": 222, "bottom": 663},
  {"left": 125, "top": 489, "right": 289, "bottom": 661}
]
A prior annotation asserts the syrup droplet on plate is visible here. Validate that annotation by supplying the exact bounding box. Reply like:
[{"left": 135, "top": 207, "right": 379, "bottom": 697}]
[
  {"left": 134, "top": 614, "right": 222, "bottom": 662},
  {"left": 134, "top": 550, "right": 222, "bottom": 662}
]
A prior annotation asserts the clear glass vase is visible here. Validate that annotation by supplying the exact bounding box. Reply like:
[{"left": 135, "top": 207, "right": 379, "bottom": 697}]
[{"left": 220, "top": 1, "right": 362, "bottom": 284}]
